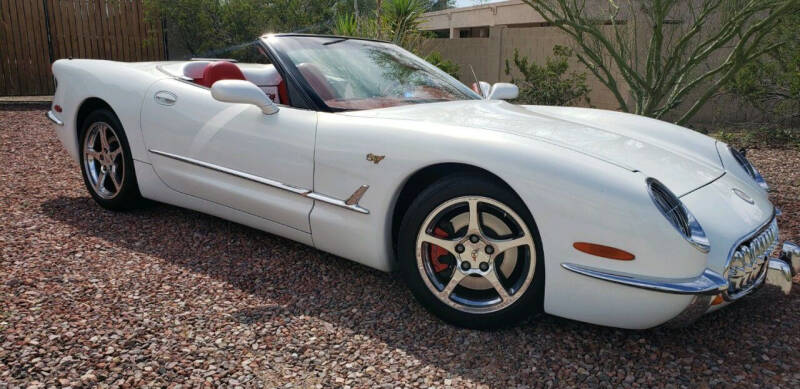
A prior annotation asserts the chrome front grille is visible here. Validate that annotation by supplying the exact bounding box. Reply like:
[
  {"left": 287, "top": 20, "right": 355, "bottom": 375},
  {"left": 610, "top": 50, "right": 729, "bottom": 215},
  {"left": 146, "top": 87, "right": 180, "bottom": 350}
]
[{"left": 725, "top": 218, "right": 779, "bottom": 299}]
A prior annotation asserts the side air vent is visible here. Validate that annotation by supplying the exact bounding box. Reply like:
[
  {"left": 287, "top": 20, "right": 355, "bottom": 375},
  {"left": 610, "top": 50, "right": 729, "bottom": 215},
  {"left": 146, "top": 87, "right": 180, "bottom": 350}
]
[{"left": 646, "top": 178, "right": 710, "bottom": 253}]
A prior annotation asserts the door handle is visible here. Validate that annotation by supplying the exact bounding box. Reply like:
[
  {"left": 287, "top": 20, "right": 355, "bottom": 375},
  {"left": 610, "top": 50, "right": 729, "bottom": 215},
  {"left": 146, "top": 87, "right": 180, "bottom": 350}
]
[{"left": 154, "top": 91, "right": 177, "bottom": 106}]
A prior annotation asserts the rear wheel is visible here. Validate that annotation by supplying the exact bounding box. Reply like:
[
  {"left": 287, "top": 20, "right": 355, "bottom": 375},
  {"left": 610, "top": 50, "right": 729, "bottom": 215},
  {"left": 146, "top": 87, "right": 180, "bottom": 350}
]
[
  {"left": 79, "top": 110, "right": 143, "bottom": 211},
  {"left": 398, "top": 175, "right": 544, "bottom": 329}
]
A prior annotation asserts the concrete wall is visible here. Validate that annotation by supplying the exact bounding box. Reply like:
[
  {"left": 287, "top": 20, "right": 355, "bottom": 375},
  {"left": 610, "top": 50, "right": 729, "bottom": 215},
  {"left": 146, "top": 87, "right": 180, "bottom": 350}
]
[
  {"left": 422, "top": 27, "right": 763, "bottom": 123},
  {"left": 421, "top": 25, "right": 625, "bottom": 110},
  {"left": 423, "top": 0, "right": 549, "bottom": 33},
  {"left": 424, "top": 37, "right": 493, "bottom": 83},
  {"left": 418, "top": 0, "right": 766, "bottom": 125}
]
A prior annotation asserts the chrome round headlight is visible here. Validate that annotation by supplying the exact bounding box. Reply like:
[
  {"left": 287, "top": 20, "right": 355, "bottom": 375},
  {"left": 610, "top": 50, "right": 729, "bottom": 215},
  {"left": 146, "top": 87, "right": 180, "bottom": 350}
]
[
  {"left": 646, "top": 178, "right": 710, "bottom": 253},
  {"left": 729, "top": 146, "right": 768, "bottom": 190}
]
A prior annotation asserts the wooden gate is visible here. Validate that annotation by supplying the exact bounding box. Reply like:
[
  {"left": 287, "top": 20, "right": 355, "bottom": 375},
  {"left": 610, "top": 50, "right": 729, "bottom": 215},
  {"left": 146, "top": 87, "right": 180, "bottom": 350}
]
[{"left": 0, "top": 0, "right": 166, "bottom": 96}]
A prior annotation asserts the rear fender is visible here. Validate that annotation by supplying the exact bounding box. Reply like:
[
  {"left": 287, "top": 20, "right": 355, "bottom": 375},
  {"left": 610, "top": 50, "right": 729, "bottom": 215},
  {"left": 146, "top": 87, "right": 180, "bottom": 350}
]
[{"left": 51, "top": 59, "right": 165, "bottom": 163}]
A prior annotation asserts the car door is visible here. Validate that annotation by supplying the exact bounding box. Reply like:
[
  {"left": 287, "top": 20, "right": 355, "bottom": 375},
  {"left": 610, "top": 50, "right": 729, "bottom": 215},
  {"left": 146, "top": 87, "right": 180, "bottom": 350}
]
[{"left": 140, "top": 78, "right": 316, "bottom": 233}]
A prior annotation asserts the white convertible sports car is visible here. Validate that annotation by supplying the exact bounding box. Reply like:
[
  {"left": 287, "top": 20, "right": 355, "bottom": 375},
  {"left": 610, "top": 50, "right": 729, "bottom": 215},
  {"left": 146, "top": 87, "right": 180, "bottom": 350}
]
[{"left": 48, "top": 34, "right": 798, "bottom": 329}]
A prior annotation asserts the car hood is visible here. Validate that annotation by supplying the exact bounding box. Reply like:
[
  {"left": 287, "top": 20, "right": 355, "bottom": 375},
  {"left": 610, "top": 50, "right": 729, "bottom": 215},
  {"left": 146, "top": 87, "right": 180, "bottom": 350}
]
[{"left": 344, "top": 100, "right": 724, "bottom": 195}]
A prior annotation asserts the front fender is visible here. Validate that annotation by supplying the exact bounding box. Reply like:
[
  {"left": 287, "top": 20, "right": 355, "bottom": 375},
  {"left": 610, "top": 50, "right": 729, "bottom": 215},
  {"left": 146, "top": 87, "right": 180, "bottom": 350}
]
[{"left": 310, "top": 111, "right": 707, "bottom": 327}]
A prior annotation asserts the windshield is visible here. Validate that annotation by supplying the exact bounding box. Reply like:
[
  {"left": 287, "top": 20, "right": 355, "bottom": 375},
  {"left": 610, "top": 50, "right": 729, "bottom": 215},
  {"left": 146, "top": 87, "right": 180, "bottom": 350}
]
[{"left": 264, "top": 35, "right": 480, "bottom": 110}]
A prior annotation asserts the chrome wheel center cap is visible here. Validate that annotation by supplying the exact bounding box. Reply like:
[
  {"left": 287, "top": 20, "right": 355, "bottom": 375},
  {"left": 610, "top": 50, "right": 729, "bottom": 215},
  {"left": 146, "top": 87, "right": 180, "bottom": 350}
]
[
  {"left": 460, "top": 239, "right": 489, "bottom": 263},
  {"left": 457, "top": 238, "right": 494, "bottom": 276}
]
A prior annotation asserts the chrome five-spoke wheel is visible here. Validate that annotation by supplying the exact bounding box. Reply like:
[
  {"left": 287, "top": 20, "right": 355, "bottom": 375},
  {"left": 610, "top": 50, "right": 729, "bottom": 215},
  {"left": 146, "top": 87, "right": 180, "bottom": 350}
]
[
  {"left": 416, "top": 196, "right": 537, "bottom": 314},
  {"left": 79, "top": 109, "right": 142, "bottom": 211},
  {"left": 83, "top": 121, "right": 125, "bottom": 199}
]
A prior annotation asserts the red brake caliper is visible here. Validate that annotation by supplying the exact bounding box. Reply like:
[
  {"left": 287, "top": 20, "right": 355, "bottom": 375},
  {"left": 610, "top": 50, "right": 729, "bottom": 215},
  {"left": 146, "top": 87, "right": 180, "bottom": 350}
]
[{"left": 429, "top": 227, "right": 451, "bottom": 273}]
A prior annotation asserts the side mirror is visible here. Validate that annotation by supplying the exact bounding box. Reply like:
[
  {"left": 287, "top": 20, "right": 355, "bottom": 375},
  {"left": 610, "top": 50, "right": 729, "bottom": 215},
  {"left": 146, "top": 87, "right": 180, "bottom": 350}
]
[
  {"left": 487, "top": 83, "right": 519, "bottom": 100},
  {"left": 478, "top": 81, "right": 491, "bottom": 98},
  {"left": 210, "top": 79, "right": 279, "bottom": 115}
]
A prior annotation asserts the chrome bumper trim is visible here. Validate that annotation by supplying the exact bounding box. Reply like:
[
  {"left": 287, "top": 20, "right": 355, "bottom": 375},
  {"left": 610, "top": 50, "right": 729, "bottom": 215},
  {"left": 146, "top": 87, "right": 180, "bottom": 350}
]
[
  {"left": 664, "top": 254, "right": 793, "bottom": 328},
  {"left": 46, "top": 110, "right": 63, "bottom": 126},
  {"left": 569, "top": 240, "right": 796, "bottom": 328},
  {"left": 561, "top": 263, "right": 728, "bottom": 295},
  {"left": 765, "top": 257, "right": 793, "bottom": 295},
  {"left": 779, "top": 241, "right": 800, "bottom": 276},
  {"left": 765, "top": 240, "right": 798, "bottom": 295}
]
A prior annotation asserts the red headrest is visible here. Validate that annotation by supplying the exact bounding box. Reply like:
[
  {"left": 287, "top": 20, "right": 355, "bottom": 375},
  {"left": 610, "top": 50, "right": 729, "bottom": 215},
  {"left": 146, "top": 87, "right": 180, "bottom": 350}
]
[
  {"left": 296, "top": 63, "right": 337, "bottom": 100},
  {"left": 200, "top": 61, "right": 246, "bottom": 88}
]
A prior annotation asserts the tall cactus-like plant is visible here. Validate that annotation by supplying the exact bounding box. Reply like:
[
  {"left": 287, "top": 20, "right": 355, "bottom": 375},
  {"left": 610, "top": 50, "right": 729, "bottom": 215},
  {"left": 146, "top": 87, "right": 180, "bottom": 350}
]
[
  {"left": 523, "top": 0, "right": 800, "bottom": 125},
  {"left": 383, "top": 0, "right": 427, "bottom": 49}
]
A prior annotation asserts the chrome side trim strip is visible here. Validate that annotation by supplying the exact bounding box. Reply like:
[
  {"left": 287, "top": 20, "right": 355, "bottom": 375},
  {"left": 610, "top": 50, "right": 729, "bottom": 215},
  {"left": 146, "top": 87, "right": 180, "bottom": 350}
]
[
  {"left": 561, "top": 263, "right": 728, "bottom": 295},
  {"left": 149, "top": 149, "right": 309, "bottom": 195},
  {"left": 47, "top": 110, "right": 64, "bottom": 126},
  {"left": 307, "top": 192, "right": 369, "bottom": 214},
  {"left": 148, "top": 149, "right": 369, "bottom": 214}
]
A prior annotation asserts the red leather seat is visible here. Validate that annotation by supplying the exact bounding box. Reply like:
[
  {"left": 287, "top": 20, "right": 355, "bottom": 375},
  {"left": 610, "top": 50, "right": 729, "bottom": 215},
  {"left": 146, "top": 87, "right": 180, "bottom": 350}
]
[
  {"left": 296, "top": 63, "right": 337, "bottom": 100},
  {"left": 199, "top": 61, "right": 246, "bottom": 88},
  {"left": 277, "top": 80, "right": 290, "bottom": 105}
]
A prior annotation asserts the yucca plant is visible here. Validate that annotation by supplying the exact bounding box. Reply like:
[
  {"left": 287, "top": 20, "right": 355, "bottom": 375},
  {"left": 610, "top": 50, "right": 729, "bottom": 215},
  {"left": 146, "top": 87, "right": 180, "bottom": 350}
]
[
  {"left": 333, "top": 13, "right": 359, "bottom": 37},
  {"left": 383, "top": 0, "right": 427, "bottom": 49}
]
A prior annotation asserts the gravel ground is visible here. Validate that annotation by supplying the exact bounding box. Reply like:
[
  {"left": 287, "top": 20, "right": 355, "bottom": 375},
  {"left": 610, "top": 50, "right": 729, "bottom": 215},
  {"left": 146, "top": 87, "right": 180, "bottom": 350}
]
[{"left": 1, "top": 106, "right": 799, "bottom": 388}]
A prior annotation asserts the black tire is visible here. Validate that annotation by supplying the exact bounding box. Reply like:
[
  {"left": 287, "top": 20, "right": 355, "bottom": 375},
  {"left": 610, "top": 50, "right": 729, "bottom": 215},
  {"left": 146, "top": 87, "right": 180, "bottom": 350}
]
[
  {"left": 78, "top": 109, "right": 144, "bottom": 211},
  {"left": 397, "top": 174, "right": 545, "bottom": 329}
]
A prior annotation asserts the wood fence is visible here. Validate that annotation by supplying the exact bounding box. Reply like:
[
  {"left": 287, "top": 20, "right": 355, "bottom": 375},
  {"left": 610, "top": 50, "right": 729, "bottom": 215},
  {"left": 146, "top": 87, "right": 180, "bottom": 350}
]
[{"left": 0, "top": 0, "right": 166, "bottom": 96}]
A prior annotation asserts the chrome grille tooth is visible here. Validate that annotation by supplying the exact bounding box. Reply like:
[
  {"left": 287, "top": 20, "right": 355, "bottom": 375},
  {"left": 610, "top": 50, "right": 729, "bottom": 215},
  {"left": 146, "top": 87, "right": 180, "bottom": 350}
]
[{"left": 725, "top": 216, "right": 779, "bottom": 298}]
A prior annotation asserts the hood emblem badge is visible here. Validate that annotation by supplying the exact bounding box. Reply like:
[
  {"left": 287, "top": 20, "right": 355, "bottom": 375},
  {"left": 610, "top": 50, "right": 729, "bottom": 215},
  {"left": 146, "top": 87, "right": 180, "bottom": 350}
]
[
  {"left": 366, "top": 153, "right": 385, "bottom": 164},
  {"left": 733, "top": 188, "right": 754, "bottom": 204}
]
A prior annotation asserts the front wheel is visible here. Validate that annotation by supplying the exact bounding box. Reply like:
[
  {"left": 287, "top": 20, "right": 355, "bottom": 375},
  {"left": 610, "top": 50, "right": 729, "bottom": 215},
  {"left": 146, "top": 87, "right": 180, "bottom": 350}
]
[{"left": 398, "top": 175, "right": 544, "bottom": 329}]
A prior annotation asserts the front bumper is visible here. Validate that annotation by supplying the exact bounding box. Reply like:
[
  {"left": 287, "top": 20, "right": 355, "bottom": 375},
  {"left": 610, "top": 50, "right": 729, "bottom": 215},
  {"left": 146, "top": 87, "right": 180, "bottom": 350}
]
[
  {"left": 562, "top": 240, "right": 798, "bottom": 327},
  {"left": 666, "top": 245, "right": 796, "bottom": 327}
]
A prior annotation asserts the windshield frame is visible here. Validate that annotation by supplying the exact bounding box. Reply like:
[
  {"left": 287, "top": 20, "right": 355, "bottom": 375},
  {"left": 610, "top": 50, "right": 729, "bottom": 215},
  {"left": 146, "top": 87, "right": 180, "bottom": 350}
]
[{"left": 259, "top": 34, "right": 480, "bottom": 112}]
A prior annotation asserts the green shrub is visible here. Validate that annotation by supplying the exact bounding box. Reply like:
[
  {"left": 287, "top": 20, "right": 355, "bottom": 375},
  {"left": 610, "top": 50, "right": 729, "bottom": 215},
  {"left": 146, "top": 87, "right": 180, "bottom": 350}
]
[
  {"left": 144, "top": 0, "right": 336, "bottom": 57},
  {"left": 726, "top": 11, "right": 800, "bottom": 127},
  {"left": 504, "top": 46, "right": 590, "bottom": 106},
  {"left": 423, "top": 51, "right": 460, "bottom": 79}
]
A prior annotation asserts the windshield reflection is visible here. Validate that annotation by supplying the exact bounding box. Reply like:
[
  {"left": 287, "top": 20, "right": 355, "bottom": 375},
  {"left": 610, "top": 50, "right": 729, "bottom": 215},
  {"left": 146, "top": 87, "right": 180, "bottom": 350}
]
[{"left": 267, "top": 36, "right": 479, "bottom": 110}]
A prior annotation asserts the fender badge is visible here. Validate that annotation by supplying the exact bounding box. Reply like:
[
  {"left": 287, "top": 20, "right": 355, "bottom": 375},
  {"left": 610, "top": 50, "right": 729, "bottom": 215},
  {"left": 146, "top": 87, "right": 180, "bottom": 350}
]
[
  {"left": 366, "top": 153, "right": 385, "bottom": 164},
  {"left": 733, "top": 188, "right": 754, "bottom": 204}
]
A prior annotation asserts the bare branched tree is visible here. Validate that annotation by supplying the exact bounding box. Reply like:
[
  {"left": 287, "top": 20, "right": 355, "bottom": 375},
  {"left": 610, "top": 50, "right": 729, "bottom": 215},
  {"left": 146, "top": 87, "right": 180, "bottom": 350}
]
[{"left": 522, "top": 0, "right": 799, "bottom": 125}]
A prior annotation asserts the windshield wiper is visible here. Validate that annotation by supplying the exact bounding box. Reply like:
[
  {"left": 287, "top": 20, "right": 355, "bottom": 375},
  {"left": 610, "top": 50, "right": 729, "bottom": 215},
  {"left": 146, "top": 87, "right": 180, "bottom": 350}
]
[{"left": 323, "top": 38, "right": 348, "bottom": 46}]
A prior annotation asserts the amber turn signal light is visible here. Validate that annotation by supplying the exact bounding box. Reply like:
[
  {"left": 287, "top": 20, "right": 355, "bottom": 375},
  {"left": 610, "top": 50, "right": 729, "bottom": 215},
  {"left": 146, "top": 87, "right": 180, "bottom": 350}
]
[
  {"left": 711, "top": 294, "right": 724, "bottom": 306},
  {"left": 573, "top": 242, "right": 635, "bottom": 261}
]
